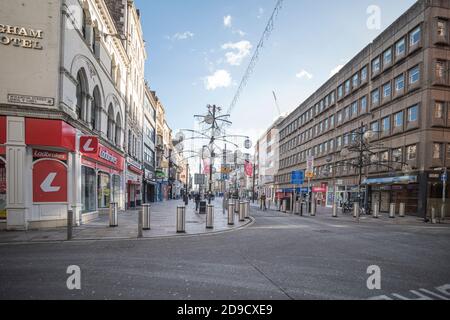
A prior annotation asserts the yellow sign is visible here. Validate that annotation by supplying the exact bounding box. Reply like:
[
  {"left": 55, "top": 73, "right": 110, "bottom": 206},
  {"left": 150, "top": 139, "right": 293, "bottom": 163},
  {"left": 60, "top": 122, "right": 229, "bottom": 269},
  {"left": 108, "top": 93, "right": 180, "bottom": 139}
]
[{"left": 306, "top": 172, "right": 314, "bottom": 179}]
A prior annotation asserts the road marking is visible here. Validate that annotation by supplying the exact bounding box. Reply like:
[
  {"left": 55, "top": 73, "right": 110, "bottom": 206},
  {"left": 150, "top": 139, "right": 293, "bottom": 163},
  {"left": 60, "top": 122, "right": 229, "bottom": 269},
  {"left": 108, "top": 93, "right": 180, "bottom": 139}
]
[{"left": 369, "top": 284, "right": 450, "bottom": 300}]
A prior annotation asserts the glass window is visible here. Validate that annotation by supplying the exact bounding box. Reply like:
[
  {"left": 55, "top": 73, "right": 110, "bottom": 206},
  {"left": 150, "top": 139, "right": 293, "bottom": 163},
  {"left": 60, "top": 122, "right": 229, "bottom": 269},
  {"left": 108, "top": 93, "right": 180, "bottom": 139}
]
[
  {"left": 433, "top": 143, "right": 443, "bottom": 160},
  {"left": 435, "top": 101, "right": 444, "bottom": 119},
  {"left": 352, "top": 73, "right": 359, "bottom": 88},
  {"left": 338, "top": 85, "right": 343, "bottom": 99},
  {"left": 394, "top": 111, "right": 404, "bottom": 128},
  {"left": 330, "top": 115, "right": 335, "bottom": 127},
  {"left": 381, "top": 151, "right": 389, "bottom": 163},
  {"left": 395, "top": 74, "right": 405, "bottom": 92},
  {"left": 97, "top": 172, "right": 111, "bottom": 209},
  {"left": 410, "top": 26, "right": 421, "bottom": 46},
  {"left": 371, "top": 121, "right": 379, "bottom": 133},
  {"left": 392, "top": 148, "right": 403, "bottom": 162},
  {"left": 371, "top": 89, "right": 380, "bottom": 106},
  {"left": 360, "top": 96, "right": 367, "bottom": 114},
  {"left": 343, "top": 134, "right": 349, "bottom": 146},
  {"left": 81, "top": 166, "right": 96, "bottom": 213},
  {"left": 112, "top": 175, "right": 121, "bottom": 204},
  {"left": 372, "top": 56, "right": 381, "bottom": 75},
  {"left": 383, "top": 82, "right": 391, "bottom": 98},
  {"left": 436, "top": 61, "right": 445, "bottom": 79},
  {"left": 361, "top": 66, "right": 368, "bottom": 82},
  {"left": 344, "top": 106, "right": 350, "bottom": 119},
  {"left": 408, "top": 104, "right": 418, "bottom": 122},
  {"left": 337, "top": 136, "right": 342, "bottom": 148},
  {"left": 329, "top": 139, "right": 335, "bottom": 151},
  {"left": 352, "top": 102, "right": 358, "bottom": 116},
  {"left": 383, "top": 48, "right": 392, "bottom": 66},
  {"left": 345, "top": 80, "right": 351, "bottom": 94},
  {"left": 438, "top": 20, "right": 447, "bottom": 37},
  {"left": 396, "top": 38, "right": 406, "bottom": 57},
  {"left": 407, "top": 145, "right": 417, "bottom": 160},
  {"left": 409, "top": 65, "right": 420, "bottom": 84},
  {"left": 382, "top": 116, "right": 390, "bottom": 133},
  {"left": 337, "top": 111, "right": 343, "bottom": 123}
]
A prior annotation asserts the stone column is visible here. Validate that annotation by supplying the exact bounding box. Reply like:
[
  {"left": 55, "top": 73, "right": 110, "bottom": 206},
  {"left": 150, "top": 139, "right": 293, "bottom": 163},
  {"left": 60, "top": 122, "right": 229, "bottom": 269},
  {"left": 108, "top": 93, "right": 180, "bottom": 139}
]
[{"left": 6, "top": 117, "right": 29, "bottom": 230}]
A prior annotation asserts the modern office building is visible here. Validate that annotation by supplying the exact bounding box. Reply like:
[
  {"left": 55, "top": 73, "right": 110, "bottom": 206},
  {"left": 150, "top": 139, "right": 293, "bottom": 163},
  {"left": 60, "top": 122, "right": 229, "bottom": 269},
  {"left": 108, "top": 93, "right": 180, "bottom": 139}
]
[{"left": 275, "top": 0, "right": 450, "bottom": 217}]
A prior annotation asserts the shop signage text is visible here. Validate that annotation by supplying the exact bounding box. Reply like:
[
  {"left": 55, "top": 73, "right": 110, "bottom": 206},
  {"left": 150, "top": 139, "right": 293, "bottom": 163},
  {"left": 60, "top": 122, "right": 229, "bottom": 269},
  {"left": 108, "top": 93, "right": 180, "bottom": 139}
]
[
  {"left": 99, "top": 147, "right": 118, "bottom": 165},
  {"left": 8, "top": 94, "right": 54, "bottom": 107},
  {"left": 0, "top": 24, "right": 43, "bottom": 50},
  {"left": 33, "top": 150, "right": 68, "bottom": 161}
]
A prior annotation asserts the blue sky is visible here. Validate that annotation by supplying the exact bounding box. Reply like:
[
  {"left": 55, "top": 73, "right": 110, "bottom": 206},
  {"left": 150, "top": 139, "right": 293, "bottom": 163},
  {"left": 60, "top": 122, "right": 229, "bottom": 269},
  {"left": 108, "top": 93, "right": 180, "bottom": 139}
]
[{"left": 135, "top": 0, "right": 417, "bottom": 146}]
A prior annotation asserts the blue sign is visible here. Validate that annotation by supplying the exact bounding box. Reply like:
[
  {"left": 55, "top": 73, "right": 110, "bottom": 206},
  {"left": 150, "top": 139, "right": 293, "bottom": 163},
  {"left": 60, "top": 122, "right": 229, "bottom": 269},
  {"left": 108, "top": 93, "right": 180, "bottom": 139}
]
[
  {"left": 442, "top": 173, "right": 447, "bottom": 182},
  {"left": 291, "top": 171, "right": 304, "bottom": 185}
]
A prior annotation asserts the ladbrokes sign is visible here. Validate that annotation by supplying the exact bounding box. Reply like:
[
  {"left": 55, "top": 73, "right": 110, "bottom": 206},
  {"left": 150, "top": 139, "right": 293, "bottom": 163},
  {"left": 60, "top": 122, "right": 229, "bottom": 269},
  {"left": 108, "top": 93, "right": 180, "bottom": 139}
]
[{"left": 0, "top": 24, "right": 43, "bottom": 50}]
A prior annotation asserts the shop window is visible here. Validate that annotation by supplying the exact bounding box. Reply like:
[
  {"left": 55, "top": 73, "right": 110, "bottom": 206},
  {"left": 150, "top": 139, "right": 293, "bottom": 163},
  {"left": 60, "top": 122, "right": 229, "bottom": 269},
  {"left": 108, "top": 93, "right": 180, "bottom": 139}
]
[
  {"left": 392, "top": 148, "right": 403, "bottom": 163},
  {"left": 98, "top": 172, "right": 111, "bottom": 208},
  {"left": 112, "top": 175, "right": 121, "bottom": 204},
  {"left": 434, "top": 101, "right": 444, "bottom": 119},
  {"left": 107, "top": 104, "right": 115, "bottom": 142},
  {"left": 81, "top": 166, "right": 96, "bottom": 213},
  {"left": 91, "top": 86, "right": 101, "bottom": 130}
]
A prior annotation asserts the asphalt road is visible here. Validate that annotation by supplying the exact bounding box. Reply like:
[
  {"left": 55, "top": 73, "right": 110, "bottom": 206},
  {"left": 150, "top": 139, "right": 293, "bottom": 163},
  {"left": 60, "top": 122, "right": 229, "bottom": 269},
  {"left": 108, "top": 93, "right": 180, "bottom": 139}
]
[{"left": 1, "top": 207, "right": 449, "bottom": 300}]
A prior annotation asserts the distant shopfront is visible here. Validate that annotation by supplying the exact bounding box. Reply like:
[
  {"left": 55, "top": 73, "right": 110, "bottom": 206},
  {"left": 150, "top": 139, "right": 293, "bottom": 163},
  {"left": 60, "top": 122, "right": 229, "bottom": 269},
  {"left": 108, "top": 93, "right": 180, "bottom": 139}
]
[
  {"left": 81, "top": 144, "right": 124, "bottom": 215},
  {"left": 126, "top": 157, "right": 143, "bottom": 208}
]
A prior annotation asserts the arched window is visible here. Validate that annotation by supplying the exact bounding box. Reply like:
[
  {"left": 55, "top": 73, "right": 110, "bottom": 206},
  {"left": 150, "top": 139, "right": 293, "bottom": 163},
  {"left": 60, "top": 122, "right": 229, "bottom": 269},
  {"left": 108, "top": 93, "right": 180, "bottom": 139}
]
[
  {"left": 76, "top": 69, "right": 88, "bottom": 121},
  {"left": 92, "top": 26, "right": 98, "bottom": 56},
  {"left": 107, "top": 104, "right": 115, "bottom": 141},
  {"left": 115, "top": 113, "right": 122, "bottom": 146},
  {"left": 91, "top": 86, "right": 101, "bottom": 130}
]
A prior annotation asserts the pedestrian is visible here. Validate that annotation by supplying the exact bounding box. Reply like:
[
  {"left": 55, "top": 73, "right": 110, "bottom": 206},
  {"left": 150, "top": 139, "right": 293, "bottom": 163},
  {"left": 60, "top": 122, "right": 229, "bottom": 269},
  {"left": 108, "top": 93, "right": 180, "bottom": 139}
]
[
  {"left": 260, "top": 194, "right": 267, "bottom": 211},
  {"left": 195, "top": 193, "right": 201, "bottom": 212}
]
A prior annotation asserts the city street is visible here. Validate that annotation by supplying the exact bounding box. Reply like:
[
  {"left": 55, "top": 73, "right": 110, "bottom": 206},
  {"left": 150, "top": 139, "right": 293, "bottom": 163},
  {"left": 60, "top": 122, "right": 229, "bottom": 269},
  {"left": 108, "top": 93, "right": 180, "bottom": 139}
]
[{"left": 1, "top": 205, "right": 449, "bottom": 300}]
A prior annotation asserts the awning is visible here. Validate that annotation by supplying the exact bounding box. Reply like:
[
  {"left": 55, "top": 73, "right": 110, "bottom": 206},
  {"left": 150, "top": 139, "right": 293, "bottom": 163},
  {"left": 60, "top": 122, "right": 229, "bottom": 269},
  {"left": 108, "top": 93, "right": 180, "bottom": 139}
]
[
  {"left": 25, "top": 118, "right": 76, "bottom": 152},
  {"left": 363, "top": 175, "right": 417, "bottom": 185}
]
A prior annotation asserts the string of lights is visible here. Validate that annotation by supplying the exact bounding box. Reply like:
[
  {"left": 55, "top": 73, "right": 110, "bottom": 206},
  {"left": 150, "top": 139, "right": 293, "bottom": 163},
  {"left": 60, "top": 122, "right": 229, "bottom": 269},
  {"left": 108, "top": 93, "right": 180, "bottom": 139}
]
[{"left": 227, "top": 0, "right": 284, "bottom": 115}]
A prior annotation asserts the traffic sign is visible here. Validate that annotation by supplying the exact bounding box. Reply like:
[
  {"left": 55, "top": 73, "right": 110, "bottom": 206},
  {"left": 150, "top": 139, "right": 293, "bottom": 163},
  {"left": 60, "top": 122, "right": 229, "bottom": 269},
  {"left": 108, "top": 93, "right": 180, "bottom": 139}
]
[
  {"left": 291, "top": 170, "right": 304, "bottom": 185},
  {"left": 306, "top": 156, "right": 314, "bottom": 175},
  {"left": 306, "top": 171, "right": 314, "bottom": 179},
  {"left": 442, "top": 173, "right": 447, "bottom": 182}
]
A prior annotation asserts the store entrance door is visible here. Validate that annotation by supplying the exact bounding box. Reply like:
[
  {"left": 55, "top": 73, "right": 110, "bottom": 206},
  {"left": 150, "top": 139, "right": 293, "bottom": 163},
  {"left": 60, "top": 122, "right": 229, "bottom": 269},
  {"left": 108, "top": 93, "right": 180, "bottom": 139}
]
[{"left": 128, "top": 183, "right": 136, "bottom": 208}]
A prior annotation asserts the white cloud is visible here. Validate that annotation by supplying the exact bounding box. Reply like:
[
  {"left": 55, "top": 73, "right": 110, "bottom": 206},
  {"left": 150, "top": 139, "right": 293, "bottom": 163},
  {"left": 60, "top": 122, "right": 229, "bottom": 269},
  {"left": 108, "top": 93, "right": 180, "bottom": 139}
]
[
  {"left": 296, "top": 70, "right": 313, "bottom": 80},
  {"left": 167, "top": 31, "right": 194, "bottom": 41},
  {"left": 224, "top": 15, "right": 232, "bottom": 28},
  {"left": 221, "top": 40, "right": 252, "bottom": 66},
  {"left": 204, "top": 70, "right": 232, "bottom": 90},
  {"left": 330, "top": 64, "right": 344, "bottom": 77}
]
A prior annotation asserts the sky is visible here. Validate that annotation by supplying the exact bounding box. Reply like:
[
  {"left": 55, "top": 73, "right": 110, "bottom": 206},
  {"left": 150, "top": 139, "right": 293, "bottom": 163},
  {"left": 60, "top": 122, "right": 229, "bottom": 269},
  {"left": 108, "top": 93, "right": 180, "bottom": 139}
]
[{"left": 135, "top": 0, "right": 417, "bottom": 156}]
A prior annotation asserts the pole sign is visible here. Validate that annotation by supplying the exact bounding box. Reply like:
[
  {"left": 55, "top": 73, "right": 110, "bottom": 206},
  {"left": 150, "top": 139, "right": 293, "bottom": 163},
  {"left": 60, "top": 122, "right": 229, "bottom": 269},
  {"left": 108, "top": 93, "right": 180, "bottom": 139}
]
[
  {"left": 291, "top": 170, "right": 304, "bottom": 185},
  {"left": 442, "top": 172, "right": 447, "bottom": 182},
  {"left": 306, "top": 156, "right": 314, "bottom": 175}
]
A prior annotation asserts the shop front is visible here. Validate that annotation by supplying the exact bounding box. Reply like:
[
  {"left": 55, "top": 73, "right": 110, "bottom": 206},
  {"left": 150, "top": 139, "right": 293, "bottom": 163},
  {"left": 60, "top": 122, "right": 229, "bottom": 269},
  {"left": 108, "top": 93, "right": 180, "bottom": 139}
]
[
  {"left": 126, "top": 158, "right": 143, "bottom": 208},
  {"left": 80, "top": 143, "right": 124, "bottom": 220},
  {"left": 364, "top": 175, "right": 419, "bottom": 215},
  {"left": 312, "top": 184, "right": 328, "bottom": 207},
  {"left": 143, "top": 169, "right": 156, "bottom": 203}
]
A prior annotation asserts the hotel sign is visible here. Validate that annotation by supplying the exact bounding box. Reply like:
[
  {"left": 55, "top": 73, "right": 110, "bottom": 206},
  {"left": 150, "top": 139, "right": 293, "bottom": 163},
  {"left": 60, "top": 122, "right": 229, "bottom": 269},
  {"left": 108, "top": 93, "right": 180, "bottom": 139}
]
[{"left": 0, "top": 24, "right": 44, "bottom": 50}]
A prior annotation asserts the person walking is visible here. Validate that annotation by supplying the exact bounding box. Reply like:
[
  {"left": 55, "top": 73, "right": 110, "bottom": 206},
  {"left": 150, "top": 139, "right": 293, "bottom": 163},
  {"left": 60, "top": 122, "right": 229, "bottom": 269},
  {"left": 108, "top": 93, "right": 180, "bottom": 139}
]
[
  {"left": 260, "top": 194, "right": 267, "bottom": 211},
  {"left": 195, "top": 193, "right": 201, "bottom": 212}
]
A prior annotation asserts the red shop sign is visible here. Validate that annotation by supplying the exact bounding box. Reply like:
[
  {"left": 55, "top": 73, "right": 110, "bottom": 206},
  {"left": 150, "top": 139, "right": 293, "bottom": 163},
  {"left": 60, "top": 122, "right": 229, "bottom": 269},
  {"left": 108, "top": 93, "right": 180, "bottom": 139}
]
[
  {"left": 25, "top": 118, "right": 76, "bottom": 152},
  {"left": 80, "top": 136, "right": 98, "bottom": 154},
  {"left": 33, "top": 149, "right": 68, "bottom": 161},
  {"left": 312, "top": 187, "right": 327, "bottom": 193},
  {"left": 0, "top": 116, "right": 5, "bottom": 144},
  {"left": 81, "top": 144, "right": 124, "bottom": 172},
  {"left": 33, "top": 160, "right": 68, "bottom": 203}
]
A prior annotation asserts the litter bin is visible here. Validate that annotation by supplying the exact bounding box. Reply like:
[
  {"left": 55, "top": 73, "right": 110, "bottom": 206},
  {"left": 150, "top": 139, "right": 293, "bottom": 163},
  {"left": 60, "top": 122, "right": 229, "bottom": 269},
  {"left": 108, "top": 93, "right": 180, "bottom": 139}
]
[
  {"left": 199, "top": 201, "right": 207, "bottom": 214},
  {"left": 177, "top": 206, "right": 186, "bottom": 233},
  {"left": 206, "top": 205, "right": 214, "bottom": 229},
  {"left": 109, "top": 202, "right": 118, "bottom": 227},
  {"left": 228, "top": 202, "right": 235, "bottom": 226}
]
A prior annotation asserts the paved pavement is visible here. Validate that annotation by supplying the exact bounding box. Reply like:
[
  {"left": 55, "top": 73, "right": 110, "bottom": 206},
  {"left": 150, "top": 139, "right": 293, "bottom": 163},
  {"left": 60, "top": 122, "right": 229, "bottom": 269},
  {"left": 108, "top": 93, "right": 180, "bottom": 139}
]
[
  {"left": 0, "top": 203, "right": 449, "bottom": 300},
  {"left": 0, "top": 199, "right": 251, "bottom": 243}
]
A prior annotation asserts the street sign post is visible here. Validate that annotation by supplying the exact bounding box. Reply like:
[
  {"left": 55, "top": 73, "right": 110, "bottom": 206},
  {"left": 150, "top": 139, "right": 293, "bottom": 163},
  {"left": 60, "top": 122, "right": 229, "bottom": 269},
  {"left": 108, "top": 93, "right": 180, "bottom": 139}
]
[
  {"left": 291, "top": 171, "right": 305, "bottom": 213},
  {"left": 306, "top": 156, "right": 315, "bottom": 213}
]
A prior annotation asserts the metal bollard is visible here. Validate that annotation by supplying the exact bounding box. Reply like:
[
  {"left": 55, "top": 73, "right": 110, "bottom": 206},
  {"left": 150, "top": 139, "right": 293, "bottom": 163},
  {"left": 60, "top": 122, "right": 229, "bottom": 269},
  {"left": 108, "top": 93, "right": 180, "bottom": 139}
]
[
  {"left": 235, "top": 200, "right": 239, "bottom": 213},
  {"left": 142, "top": 204, "right": 151, "bottom": 230},
  {"left": 431, "top": 207, "right": 437, "bottom": 224},
  {"left": 67, "top": 209, "right": 73, "bottom": 240},
  {"left": 441, "top": 204, "right": 446, "bottom": 222},
  {"left": 282, "top": 199, "right": 287, "bottom": 213},
  {"left": 228, "top": 202, "right": 235, "bottom": 226},
  {"left": 389, "top": 203, "right": 396, "bottom": 219},
  {"left": 244, "top": 201, "right": 250, "bottom": 219},
  {"left": 399, "top": 203, "right": 405, "bottom": 218},
  {"left": 353, "top": 202, "right": 360, "bottom": 219},
  {"left": 332, "top": 203, "right": 338, "bottom": 218},
  {"left": 176, "top": 206, "right": 186, "bottom": 233},
  {"left": 206, "top": 205, "right": 214, "bottom": 229},
  {"left": 311, "top": 201, "right": 316, "bottom": 216},
  {"left": 373, "top": 203, "right": 379, "bottom": 219},
  {"left": 109, "top": 202, "right": 118, "bottom": 227},
  {"left": 239, "top": 202, "right": 245, "bottom": 222}
]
